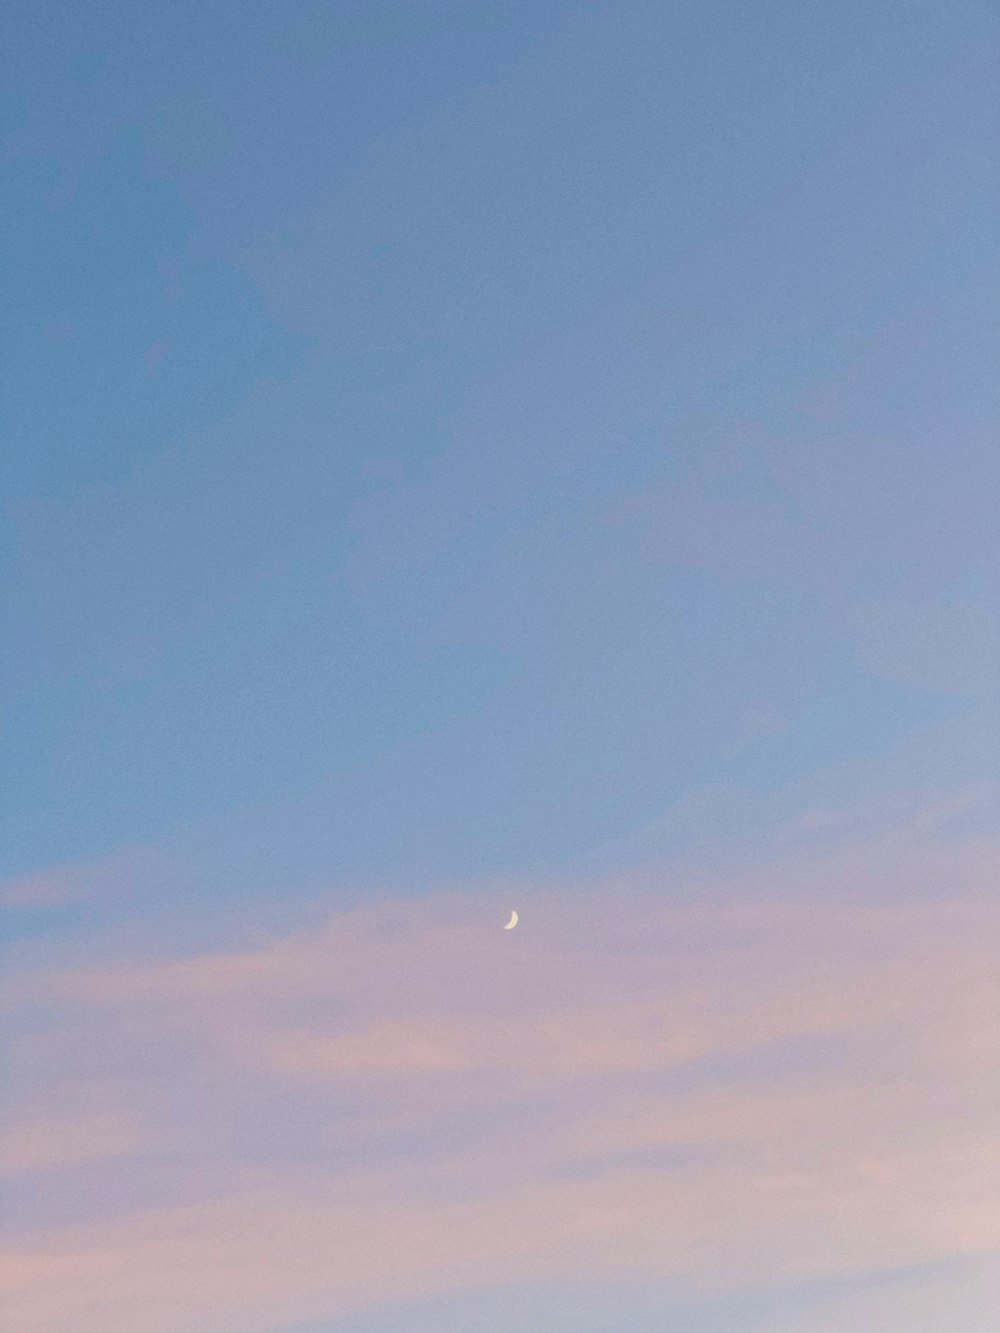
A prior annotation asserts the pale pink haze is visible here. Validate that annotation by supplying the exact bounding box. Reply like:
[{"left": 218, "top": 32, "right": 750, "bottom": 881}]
[{"left": 2, "top": 796, "right": 998, "bottom": 1333}]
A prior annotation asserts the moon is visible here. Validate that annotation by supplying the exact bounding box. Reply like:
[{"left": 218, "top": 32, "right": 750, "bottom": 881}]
[{"left": 504, "top": 910, "right": 518, "bottom": 930}]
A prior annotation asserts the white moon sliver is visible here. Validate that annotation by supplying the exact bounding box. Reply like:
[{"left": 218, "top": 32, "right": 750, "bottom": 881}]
[{"left": 504, "top": 910, "right": 518, "bottom": 930}]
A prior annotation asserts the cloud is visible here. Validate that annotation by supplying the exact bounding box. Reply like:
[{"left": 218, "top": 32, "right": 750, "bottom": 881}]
[
  {"left": 0, "top": 847, "right": 173, "bottom": 909},
  {"left": 0, "top": 1114, "right": 139, "bottom": 1177},
  {"left": 1, "top": 807, "right": 997, "bottom": 1332}
]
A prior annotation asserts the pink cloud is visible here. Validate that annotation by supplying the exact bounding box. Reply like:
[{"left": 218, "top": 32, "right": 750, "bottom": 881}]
[
  {"left": 0, "top": 1114, "right": 139, "bottom": 1176},
  {"left": 1, "top": 805, "right": 997, "bottom": 1332},
  {"left": 0, "top": 847, "right": 174, "bottom": 909}
]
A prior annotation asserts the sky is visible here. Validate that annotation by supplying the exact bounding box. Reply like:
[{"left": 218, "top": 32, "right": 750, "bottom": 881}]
[{"left": 1, "top": 2, "right": 998, "bottom": 1330}]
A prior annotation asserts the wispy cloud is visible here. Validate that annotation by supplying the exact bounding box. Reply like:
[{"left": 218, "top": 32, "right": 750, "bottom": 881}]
[
  {"left": 0, "top": 1112, "right": 139, "bottom": 1177},
  {"left": 0, "top": 847, "right": 174, "bottom": 910},
  {"left": 2, "top": 806, "right": 997, "bottom": 1332}
]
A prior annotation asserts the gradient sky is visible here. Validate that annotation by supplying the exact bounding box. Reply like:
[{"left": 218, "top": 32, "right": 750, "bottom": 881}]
[{"left": 2, "top": 3, "right": 998, "bottom": 1331}]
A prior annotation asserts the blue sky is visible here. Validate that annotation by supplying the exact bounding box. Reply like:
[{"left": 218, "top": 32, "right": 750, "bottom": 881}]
[{"left": 2, "top": 4, "right": 998, "bottom": 1331}]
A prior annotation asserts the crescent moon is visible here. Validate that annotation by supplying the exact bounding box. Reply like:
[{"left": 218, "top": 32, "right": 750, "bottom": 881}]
[{"left": 504, "top": 910, "right": 518, "bottom": 930}]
